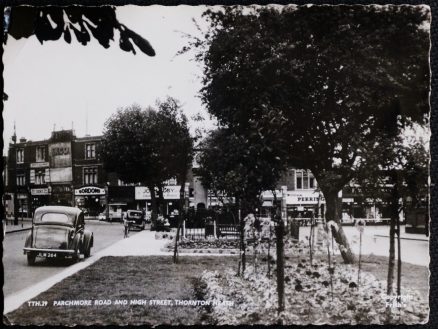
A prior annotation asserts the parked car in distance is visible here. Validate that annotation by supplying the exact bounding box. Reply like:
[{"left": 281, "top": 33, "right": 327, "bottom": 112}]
[
  {"left": 23, "top": 206, "right": 93, "bottom": 266},
  {"left": 125, "top": 210, "right": 146, "bottom": 230}
]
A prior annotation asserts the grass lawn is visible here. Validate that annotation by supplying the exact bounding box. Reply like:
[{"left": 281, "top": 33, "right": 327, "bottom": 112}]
[
  {"left": 6, "top": 256, "right": 239, "bottom": 326},
  {"left": 5, "top": 254, "right": 428, "bottom": 325}
]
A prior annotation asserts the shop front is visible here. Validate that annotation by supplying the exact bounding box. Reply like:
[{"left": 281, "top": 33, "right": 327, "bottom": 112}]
[
  {"left": 50, "top": 184, "right": 73, "bottom": 207},
  {"left": 31, "top": 187, "right": 51, "bottom": 215},
  {"left": 16, "top": 192, "right": 30, "bottom": 218},
  {"left": 135, "top": 185, "right": 191, "bottom": 225},
  {"left": 74, "top": 186, "right": 106, "bottom": 216},
  {"left": 286, "top": 190, "right": 325, "bottom": 219}
]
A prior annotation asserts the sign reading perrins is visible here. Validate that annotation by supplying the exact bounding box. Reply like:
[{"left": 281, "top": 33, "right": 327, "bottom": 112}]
[{"left": 75, "top": 186, "right": 106, "bottom": 196}]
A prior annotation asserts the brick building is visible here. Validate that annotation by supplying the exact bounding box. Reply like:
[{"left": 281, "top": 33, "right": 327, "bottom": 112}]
[
  {"left": 5, "top": 129, "right": 195, "bottom": 218},
  {"left": 6, "top": 130, "right": 108, "bottom": 217}
]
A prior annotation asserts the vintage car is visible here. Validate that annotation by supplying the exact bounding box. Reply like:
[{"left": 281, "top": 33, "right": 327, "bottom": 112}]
[
  {"left": 125, "top": 210, "right": 145, "bottom": 230},
  {"left": 23, "top": 206, "right": 93, "bottom": 266}
]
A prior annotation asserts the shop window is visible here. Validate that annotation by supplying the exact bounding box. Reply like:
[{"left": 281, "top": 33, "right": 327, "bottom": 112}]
[
  {"left": 85, "top": 143, "right": 96, "bottom": 159},
  {"left": 36, "top": 146, "right": 45, "bottom": 162},
  {"left": 84, "top": 167, "right": 98, "bottom": 184},
  {"left": 16, "top": 148, "right": 24, "bottom": 163},
  {"left": 17, "top": 174, "right": 26, "bottom": 186}
]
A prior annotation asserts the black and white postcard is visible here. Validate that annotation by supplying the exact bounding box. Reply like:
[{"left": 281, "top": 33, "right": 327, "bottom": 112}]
[{"left": 2, "top": 3, "right": 432, "bottom": 326}]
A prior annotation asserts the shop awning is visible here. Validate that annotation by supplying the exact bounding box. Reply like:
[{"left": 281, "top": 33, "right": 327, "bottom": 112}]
[{"left": 262, "top": 201, "right": 273, "bottom": 207}]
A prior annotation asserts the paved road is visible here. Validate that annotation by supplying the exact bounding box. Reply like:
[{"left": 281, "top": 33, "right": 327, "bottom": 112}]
[{"left": 3, "top": 220, "right": 136, "bottom": 297}]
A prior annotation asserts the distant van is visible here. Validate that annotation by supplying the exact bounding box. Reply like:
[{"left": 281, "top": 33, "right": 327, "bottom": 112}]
[{"left": 108, "top": 203, "right": 127, "bottom": 222}]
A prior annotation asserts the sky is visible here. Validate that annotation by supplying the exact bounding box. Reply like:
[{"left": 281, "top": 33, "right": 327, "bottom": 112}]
[
  {"left": 3, "top": 5, "right": 216, "bottom": 154},
  {"left": 3, "top": 5, "right": 431, "bottom": 156}
]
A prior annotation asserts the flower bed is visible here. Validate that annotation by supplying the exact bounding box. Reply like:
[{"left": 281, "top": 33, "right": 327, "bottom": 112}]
[{"left": 198, "top": 259, "right": 428, "bottom": 325}]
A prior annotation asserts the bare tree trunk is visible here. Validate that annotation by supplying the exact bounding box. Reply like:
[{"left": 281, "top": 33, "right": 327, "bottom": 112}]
[
  {"left": 396, "top": 210, "right": 402, "bottom": 296},
  {"left": 237, "top": 197, "right": 246, "bottom": 276},
  {"left": 267, "top": 225, "right": 272, "bottom": 278},
  {"left": 324, "top": 189, "right": 355, "bottom": 264},
  {"left": 148, "top": 185, "right": 158, "bottom": 229},
  {"left": 158, "top": 185, "right": 165, "bottom": 215},
  {"left": 173, "top": 179, "right": 186, "bottom": 264},
  {"left": 387, "top": 179, "right": 401, "bottom": 296},
  {"left": 387, "top": 207, "right": 397, "bottom": 295},
  {"left": 275, "top": 219, "right": 285, "bottom": 313}
]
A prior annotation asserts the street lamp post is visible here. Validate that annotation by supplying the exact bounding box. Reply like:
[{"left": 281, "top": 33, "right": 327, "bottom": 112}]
[{"left": 105, "top": 182, "right": 110, "bottom": 220}]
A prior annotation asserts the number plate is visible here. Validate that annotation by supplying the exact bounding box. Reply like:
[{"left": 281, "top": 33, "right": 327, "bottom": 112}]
[{"left": 38, "top": 252, "right": 57, "bottom": 258}]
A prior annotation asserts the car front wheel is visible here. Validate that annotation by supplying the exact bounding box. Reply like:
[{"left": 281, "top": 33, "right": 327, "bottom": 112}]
[{"left": 27, "top": 253, "right": 36, "bottom": 266}]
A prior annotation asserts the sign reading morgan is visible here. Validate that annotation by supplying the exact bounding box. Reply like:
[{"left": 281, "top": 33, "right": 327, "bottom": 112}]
[{"left": 75, "top": 186, "right": 106, "bottom": 196}]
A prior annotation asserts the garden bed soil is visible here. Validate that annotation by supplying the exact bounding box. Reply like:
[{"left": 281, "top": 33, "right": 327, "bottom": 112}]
[{"left": 199, "top": 255, "right": 429, "bottom": 325}]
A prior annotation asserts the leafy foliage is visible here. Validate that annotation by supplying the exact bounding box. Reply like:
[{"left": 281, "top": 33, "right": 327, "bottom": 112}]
[
  {"left": 197, "top": 128, "right": 286, "bottom": 212},
  {"left": 101, "top": 98, "right": 193, "bottom": 186},
  {"left": 192, "top": 5, "right": 430, "bottom": 264},
  {"left": 5, "top": 6, "right": 155, "bottom": 56},
  {"left": 196, "top": 5, "right": 429, "bottom": 193}
]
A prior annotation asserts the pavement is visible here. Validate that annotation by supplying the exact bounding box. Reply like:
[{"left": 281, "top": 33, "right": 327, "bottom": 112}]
[
  {"left": 4, "top": 218, "right": 113, "bottom": 234},
  {"left": 299, "top": 225, "right": 429, "bottom": 267}
]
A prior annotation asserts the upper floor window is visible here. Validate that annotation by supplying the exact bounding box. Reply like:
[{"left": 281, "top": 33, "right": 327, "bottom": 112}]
[
  {"left": 36, "top": 146, "right": 45, "bottom": 162},
  {"left": 295, "top": 170, "right": 316, "bottom": 190},
  {"left": 17, "top": 174, "right": 25, "bottom": 186},
  {"left": 85, "top": 143, "right": 96, "bottom": 159},
  {"left": 16, "top": 149, "right": 24, "bottom": 163},
  {"left": 84, "top": 167, "right": 98, "bottom": 185}
]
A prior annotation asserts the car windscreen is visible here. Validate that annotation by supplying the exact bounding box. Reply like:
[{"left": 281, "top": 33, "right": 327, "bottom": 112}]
[{"left": 40, "top": 213, "right": 71, "bottom": 224}]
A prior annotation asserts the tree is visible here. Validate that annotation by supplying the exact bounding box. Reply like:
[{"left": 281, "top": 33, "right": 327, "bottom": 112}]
[
  {"left": 197, "top": 127, "right": 287, "bottom": 309},
  {"left": 198, "top": 128, "right": 286, "bottom": 216},
  {"left": 4, "top": 6, "right": 155, "bottom": 56},
  {"left": 101, "top": 99, "right": 193, "bottom": 228},
  {"left": 153, "top": 98, "right": 194, "bottom": 264},
  {"left": 356, "top": 134, "right": 428, "bottom": 297},
  {"left": 193, "top": 5, "right": 430, "bottom": 264}
]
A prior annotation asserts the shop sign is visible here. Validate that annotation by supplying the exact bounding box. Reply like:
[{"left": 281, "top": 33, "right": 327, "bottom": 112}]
[
  {"left": 31, "top": 162, "right": 49, "bottom": 168},
  {"left": 31, "top": 188, "right": 50, "bottom": 195},
  {"left": 343, "top": 198, "right": 354, "bottom": 203},
  {"left": 163, "top": 186, "right": 181, "bottom": 200},
  {"left": 135, "top": 186, "right": 151, "bottom": 200},
  {"left": 286, "top": 191, "right": 325, "bottom": 205},
  {"left": 17, "top": 193, "right": 28, "bottom": 199},
  {"left": 75, "top": 186, "right": 105, "bottom": 196},
  {"left": 135, "top": 186, "right": 182, "bottom": 200},
  {"left": 49, "top": 142, "right": 72, "bottom": 167}
]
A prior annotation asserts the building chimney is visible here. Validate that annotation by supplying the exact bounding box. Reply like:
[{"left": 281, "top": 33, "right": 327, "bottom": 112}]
[{"left": 19, "top": 137, "right": 26, "bottom": 143}]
